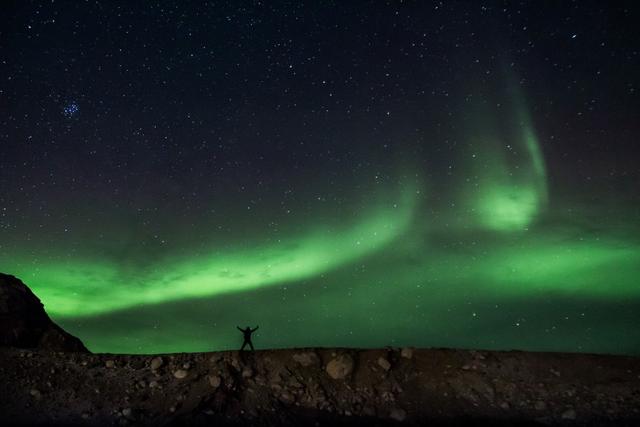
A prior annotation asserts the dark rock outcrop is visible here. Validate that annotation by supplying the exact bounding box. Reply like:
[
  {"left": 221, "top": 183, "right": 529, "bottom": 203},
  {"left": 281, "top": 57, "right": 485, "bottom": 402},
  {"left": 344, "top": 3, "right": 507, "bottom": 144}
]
[{"left": 0, "top": 273, "right": 88, "bottom": 352}]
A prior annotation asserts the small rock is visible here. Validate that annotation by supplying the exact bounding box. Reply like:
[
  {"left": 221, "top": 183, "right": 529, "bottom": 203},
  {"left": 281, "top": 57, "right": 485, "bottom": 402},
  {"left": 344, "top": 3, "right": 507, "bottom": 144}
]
[
  {"left": 400, "top": 348, "right": 413, "bottom": 359},
  {"left": 377, "top": 357, "right": 391, "bottom": 371},
  {"left": 169, "top": 406, "right": 176, "bottom": 413},
  {"left": 105, "top": 360, "right": 115, "bottom": 368},
  {"left": 209, "top": 375, "right": 221, "bottom": 388},
  {"left": 149, "top": 380, "right": 159, "bottom": 388},
  {"left": 550, "top": 368, "right": 561, "bottom": 377},
  {"left": 363, "top": 406, "right": 375, "bottom": 416},
  {"left": 561, "top": 409, "right": 576, "bottom": 420},
  {"left": 122, "top": 408, "right": 132, "bottom": 418},
  {"left": 326, "top": 354, "right": 354, "bottom": 380},
  {"left": 242, "top": 366, "right": 253, "bottom": 378},
  {"left": 173, "top": 369, "right": 188, "bottom": 379},
  {"left": 81, "top": 413, "right": 90, "bottom": 419},
  {"left": 470, "top": 350, "right": 486, "bottom": 360},
  {"left": 150, "top": 357, "right": 163, "bottom": 371},
  {"left": 535, "top": 401, "right": 547, "bottom": 411},
  {"left": 29, "top": 389, "right": 41, "bottom": 399},
  {"left": 182, "top": 362, "right": 190, "bottom": 370},
  {"left": 231, "top": 357, "right": 241, "bottom": 371},
  {"left": 381, "top": 391, "right": 395, "bottom": 402},
  {"left": 499, "top": 402, "right": 510, "bottom": 410},
  {"left": 292, "top": 352, "right": 319, "bottom": 367},
  {"left": 390, "top": 408, "right": 407, "bottom": 422},
  {"left": 279, "top": 391, "right": 295, "bottom": 404}
]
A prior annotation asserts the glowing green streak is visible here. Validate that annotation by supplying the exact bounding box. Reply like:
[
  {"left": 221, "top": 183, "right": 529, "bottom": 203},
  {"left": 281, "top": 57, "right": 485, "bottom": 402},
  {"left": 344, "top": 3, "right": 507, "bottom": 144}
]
[
  {"left": 481, "top": 243, "right": 640, "bottom": 295},
  {"left": 462, "top": 74, "right": 549, "bottom": 232},
  {"left": 416, "top": 238, "right": 640, "bottom": 298},
  {"left": 513, "top": 79, "right": 548, "bottom": 208},
  {"left": 10, "top": 185, "right": 418, "bottom": 317},
  {"left": 474, "top": 184, "right": 540, "bottom": 231},
  {"left": 474, "top": 126, "right": 546, "bottom": 230},
  {"left": 57, "top": 225, "right": 640, "bottom": 354}
]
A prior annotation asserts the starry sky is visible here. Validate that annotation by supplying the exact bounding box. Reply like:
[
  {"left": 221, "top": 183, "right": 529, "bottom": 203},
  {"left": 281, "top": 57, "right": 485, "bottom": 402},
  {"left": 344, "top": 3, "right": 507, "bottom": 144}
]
[{"left": 1, "top": 1, "right": 640, "bottom": 355}]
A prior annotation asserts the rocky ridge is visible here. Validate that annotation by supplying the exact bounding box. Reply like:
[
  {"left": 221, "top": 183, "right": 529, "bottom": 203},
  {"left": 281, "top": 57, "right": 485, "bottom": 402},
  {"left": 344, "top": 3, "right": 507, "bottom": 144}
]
[{"left": 0, "top": 273, "right": 87, "bottom": 353}]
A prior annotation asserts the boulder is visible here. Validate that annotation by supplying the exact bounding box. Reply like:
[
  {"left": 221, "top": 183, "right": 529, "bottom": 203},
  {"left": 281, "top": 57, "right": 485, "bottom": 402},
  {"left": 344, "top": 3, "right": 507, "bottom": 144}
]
[
  {"left": 400, "top": 347, "right": 413, "bottom": 359},
  {"left": 150, "top": 357, "right": 163, "bottom": 371},
  {"left": 208, "top": 375, "right": 221, "bottom": 388},
  {"left": 173, "top": 369, "right": 188, "bottom": 379},
  {"left": 378, "top": 357, "right": 391, "bottom": 371},
  {"left": 390, "top": 408, "right": 407, "bottom": 421},
  {"left": 292, "top": 351, "right": 320, "bottom": 367},
  {"left": 326, "top": 354, "right": 354, "bottom": 380}
]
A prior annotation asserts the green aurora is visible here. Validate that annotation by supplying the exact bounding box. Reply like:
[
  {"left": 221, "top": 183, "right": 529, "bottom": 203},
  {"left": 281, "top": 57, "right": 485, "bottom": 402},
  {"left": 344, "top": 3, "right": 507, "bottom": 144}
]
[
  {"left": 10, "top": 183, "right": 419, "bottom": 317},
  {"left": 456, "top": 77, "right": 548, "bottom": 233},
  {"left": 3, "top": 85, "right": 640, "bottom": 356}
]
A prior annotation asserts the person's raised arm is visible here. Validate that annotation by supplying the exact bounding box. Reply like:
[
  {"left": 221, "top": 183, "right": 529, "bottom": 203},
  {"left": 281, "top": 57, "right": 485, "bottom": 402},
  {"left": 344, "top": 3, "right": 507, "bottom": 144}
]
[
  {"left": 252, "top": 326, "right": 259, "bottom": 332},
  {"left": 237, "top": 326, "right": 243, "bottom": 331}
]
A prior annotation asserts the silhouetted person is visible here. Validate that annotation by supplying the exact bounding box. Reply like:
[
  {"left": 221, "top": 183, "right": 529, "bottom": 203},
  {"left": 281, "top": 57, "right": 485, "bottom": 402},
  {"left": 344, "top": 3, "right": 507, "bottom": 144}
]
[{"left": 237, "top": 325, "right": 258, "bottom": 351}]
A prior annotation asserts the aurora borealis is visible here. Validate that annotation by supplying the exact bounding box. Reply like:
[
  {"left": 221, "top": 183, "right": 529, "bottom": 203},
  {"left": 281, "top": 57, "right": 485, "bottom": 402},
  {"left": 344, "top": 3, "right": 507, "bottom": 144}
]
[
  {"left": 8, "top": 183, "right": 419, "bottom": 317},
  {"left": 2, "top": 2, "right": 639, "bottom": 355}
]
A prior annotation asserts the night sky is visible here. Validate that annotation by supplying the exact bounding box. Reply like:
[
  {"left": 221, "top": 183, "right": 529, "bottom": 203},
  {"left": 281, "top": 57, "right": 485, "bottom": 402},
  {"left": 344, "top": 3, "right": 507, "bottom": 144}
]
[{"left": 2, "top": 1, "right": 640, "bottom": 355}]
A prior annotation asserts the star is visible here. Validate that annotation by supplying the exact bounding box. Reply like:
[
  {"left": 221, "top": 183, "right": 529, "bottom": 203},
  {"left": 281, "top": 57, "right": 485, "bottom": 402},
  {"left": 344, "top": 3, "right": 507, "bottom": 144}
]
[{"left": 63, "top": 102, "right": 79, "bottom": 118}]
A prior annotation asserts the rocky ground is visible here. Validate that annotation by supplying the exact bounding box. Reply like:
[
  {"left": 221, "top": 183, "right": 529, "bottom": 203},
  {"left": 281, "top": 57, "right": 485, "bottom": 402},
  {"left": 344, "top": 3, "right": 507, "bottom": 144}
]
[{"left": 1, "top": 346, "right": 639, "bottom": 426}]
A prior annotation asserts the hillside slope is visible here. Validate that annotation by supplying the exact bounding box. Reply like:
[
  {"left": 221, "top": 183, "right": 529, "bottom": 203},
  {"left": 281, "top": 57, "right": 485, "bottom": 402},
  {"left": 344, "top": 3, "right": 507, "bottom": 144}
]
[{"left": 0, "top": 273, "right": 87, "bottom": 353}]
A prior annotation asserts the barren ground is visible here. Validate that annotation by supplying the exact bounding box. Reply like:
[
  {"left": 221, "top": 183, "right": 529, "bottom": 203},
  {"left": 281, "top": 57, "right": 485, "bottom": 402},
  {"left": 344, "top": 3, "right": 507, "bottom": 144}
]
[{"left": 1, "top": 346, "right": 639, "bottom": 426}]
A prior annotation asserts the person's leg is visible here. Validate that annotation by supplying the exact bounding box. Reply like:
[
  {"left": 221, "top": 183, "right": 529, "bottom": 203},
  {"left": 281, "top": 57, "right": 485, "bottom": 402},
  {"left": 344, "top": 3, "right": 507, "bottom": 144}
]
[
  {"left": 240, "top": 340, "right": 247, "bottom": 351},
  {"left": 249, "top": 341, "right": 255, "bottom": 351}
]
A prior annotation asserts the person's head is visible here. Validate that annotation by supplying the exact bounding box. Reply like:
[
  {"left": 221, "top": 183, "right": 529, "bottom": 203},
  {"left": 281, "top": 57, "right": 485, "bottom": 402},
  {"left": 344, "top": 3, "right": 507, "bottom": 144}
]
[{"left": 246, "top": 326, "right": 251, "bottom": 330}]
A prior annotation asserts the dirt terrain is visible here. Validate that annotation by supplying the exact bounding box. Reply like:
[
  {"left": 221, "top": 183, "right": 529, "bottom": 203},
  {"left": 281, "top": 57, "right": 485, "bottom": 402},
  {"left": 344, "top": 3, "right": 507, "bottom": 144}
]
[{"left": 1, "top": 345, "right": 639, "bottom": 426}]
